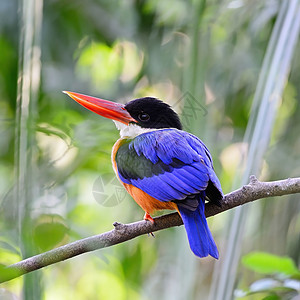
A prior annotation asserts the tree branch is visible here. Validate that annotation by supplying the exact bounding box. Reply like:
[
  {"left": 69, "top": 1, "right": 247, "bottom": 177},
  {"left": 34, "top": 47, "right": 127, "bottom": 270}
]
[{"left": 1, "top": 176, "right": 300, "bottom": 283}]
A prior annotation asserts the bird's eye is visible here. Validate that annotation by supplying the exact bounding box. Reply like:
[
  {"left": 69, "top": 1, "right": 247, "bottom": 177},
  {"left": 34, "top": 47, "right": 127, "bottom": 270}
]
[{"left": 138, "top": 112, "right": 150, "bottom": 122}]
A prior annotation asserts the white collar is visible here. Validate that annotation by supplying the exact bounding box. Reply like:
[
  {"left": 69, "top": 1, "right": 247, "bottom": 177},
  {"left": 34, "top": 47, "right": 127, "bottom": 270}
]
[{"left": 113, "top": 121, "right": 159, "bottom": 139}]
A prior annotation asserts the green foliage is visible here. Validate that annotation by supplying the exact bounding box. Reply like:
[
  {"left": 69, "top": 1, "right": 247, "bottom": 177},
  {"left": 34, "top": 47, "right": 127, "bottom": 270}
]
[
  {"left": 242, "top": 252, "right": 300, "bottom": 277},
  {"left": 33, "top": 214, "right": 69, "bottom": 251},
  {"left": 76, "top": 40, "right": 143, "bottom": 93},
  {"left": 236, "top": 252, "right": 300, "bottom": 299},
  {"left": 0, "top": 0, "right": 299, "bottom": 299}
]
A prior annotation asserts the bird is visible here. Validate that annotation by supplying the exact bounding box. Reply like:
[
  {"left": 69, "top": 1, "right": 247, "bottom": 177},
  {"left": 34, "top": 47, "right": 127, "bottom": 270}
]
[{"left": 64, "top": 91, "right": 223, "bottom": 259}]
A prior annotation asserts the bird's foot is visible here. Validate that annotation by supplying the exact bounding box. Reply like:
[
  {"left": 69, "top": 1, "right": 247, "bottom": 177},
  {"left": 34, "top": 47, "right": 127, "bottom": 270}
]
[
  {"left": 144, "top": 212, "right": 155, "bottom": 224},
  {"left": 144, "top": 213, "right": 155, "bottom": 237}
]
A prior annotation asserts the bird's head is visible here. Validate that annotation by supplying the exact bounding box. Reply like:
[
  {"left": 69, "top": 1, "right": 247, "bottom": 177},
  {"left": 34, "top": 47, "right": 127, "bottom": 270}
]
[{"left": 64, "top": 91, "right": 182, "bottom": 138}]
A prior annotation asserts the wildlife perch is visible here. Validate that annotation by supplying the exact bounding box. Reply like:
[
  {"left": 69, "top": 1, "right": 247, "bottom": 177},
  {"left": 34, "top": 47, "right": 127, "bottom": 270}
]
[{"left": 64, "top": 91, "right": 223, "bottom": 259}]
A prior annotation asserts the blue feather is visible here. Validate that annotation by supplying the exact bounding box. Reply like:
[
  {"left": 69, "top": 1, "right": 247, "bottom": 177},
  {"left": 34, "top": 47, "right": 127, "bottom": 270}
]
[
  {"left": 170, "top": 170, "right": 204, "bottom": 191},
  {"left": 115, "top": 128, "right": 223, "bottom": 259},
  {"left": 162, "top": 173, "right": 197, "bottom": 194},
  {"left": 132, "top": 176, "right": 187, "bottom": 201},
  {"left": 178, "top": 196, "right": 219, "bottom": 259}
]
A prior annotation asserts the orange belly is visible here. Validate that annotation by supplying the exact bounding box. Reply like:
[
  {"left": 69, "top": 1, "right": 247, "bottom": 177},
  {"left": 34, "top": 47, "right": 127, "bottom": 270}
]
[
  {"left": 111, "top": 138, "right": 177, "bottom": 214},
  {"left": 123, "top": 183, "right": 177, "bottom": 214}
]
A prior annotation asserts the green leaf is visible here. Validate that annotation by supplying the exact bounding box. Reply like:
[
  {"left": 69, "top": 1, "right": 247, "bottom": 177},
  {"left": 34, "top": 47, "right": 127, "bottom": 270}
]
[
  {"left": 33, "top": 214, "right": 69, "bottom": 251},
  {"left": 242, "top": 252, "right": 300, "bottom": 276},
  {"left": 262, "top": 295, "right": 281, "bottom": 300},
  {"left": 0, "top": 264, "right": 21, "bottom": 283}
]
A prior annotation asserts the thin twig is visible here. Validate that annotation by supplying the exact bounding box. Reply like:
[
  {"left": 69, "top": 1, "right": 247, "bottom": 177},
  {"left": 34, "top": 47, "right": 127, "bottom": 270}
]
[{"left": 0, "top": 176, "right": 299, "bottom": 283}]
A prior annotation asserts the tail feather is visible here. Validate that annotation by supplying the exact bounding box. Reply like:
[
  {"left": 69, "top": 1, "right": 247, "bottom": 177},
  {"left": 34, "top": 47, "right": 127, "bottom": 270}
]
[{"left": 177, "top": 198, "right": 219, "bottom": 259}]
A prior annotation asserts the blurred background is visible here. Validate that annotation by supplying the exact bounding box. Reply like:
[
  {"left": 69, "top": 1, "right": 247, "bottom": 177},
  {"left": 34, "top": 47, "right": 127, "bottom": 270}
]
[{"left": 0, "top": 0, "right": 299, "bottom": 299}]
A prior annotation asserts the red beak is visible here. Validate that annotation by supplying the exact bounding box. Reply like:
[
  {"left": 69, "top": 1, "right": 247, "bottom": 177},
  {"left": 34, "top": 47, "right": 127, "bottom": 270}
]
[{"left": 63, "top": 91, "right": 136, "bottom": 125}]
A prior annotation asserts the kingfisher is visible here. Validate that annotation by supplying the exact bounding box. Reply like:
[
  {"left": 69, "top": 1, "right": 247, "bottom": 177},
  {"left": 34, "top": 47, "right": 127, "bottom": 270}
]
[{"left": 64, "top": 91, "right": 223, "bottom": 259}]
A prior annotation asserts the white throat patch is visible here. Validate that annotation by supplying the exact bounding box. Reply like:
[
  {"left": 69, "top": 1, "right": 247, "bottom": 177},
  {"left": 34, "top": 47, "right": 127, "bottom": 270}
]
[{"left": 113, "top": 121, "right": 157, "bottom": 139}]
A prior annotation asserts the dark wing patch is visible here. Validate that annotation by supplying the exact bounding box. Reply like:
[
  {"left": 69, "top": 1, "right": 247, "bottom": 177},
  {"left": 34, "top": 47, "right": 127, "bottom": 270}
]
[
  {"left": 173, "top": 193, "right": 201, "bottom": 211},
  {"left": 116, "top": 142, "right": 185, "bottom": 180},
  {"left": 205, "top": 180, "right": 223, "bottom": 207}
]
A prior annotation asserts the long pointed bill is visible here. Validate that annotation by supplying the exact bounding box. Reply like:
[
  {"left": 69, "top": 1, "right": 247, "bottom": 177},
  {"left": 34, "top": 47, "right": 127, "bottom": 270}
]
[{"left": 63, "top": 91, "right": 136, "bottom": 125}]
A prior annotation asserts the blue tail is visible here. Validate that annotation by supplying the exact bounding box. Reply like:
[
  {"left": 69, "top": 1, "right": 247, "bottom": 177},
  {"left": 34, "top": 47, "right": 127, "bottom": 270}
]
[{"left": 178, "top": 198, "right": 219, "bottom": 259}]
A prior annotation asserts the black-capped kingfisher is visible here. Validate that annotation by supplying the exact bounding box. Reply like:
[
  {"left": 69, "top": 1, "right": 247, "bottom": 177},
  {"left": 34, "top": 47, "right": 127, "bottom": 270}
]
[{"left": 64, "top": 91, "right": 223, "bottom": 259}]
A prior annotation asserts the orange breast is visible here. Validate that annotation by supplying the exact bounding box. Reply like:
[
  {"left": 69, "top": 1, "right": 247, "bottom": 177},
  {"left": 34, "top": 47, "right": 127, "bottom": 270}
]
[
  {"left": 111, "top": 138, "right": 126, "bottom": 175},
  {"left": 111, "top": 138, "right": 177, "bottom": 214},
  {"left": 123, "top": 183, "right": 177, "bottom": 214}
]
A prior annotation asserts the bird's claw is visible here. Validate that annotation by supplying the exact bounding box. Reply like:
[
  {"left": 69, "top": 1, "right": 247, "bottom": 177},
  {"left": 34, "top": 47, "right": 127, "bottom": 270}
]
[
  {"left": 148, "top": 232, "right": 155, "bottom": 238},
  {"left": 144, "top": 212, "right": 155, "bottom": 224}
]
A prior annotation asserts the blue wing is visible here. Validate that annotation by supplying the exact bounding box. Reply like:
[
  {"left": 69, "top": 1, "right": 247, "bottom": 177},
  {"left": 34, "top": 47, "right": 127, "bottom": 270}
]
[
  {"left": 115, "top": 129, "right": 223, "bottom": 205},
  {"left": 115, "top": 129, "right": 223, "bottom": 258}
]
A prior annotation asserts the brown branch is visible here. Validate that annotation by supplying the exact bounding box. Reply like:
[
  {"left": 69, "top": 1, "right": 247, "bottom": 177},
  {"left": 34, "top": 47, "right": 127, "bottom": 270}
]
[{"left": 1, "top": 176, "right": 300, "bottom": 283}]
